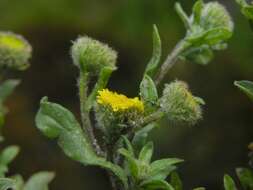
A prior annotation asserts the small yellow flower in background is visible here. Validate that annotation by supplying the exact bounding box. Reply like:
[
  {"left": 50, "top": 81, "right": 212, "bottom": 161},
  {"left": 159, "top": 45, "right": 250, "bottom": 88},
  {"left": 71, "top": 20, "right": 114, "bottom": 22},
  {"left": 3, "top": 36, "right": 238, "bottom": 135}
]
[{"left": 97, "top": 89, "right": 144, "bottom": 113}]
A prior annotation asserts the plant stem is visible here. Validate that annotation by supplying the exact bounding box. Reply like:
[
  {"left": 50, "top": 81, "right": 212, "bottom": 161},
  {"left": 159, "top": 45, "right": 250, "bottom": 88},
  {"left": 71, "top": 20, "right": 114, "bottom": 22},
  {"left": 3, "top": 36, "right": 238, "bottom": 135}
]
[
  {"left": 155, "top": 40, "right": 189, "bottom": 85},
  {"left": 79, "top": 71, "right": 103, "bottom": 156}
]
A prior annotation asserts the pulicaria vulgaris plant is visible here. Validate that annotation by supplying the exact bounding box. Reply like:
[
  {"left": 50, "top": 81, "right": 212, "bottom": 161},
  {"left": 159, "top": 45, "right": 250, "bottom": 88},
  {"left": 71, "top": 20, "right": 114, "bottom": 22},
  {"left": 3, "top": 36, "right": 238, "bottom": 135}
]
[{"left": 0, "top": 0, "right": 252, "bottom": 190}]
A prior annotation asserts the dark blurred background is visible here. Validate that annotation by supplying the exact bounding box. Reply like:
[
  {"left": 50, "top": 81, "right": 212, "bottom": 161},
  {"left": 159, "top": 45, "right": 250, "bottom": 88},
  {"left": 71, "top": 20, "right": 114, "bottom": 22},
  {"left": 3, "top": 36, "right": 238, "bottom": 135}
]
[{"left": 0, "top": 0, "right": 253, "bottom": 189}]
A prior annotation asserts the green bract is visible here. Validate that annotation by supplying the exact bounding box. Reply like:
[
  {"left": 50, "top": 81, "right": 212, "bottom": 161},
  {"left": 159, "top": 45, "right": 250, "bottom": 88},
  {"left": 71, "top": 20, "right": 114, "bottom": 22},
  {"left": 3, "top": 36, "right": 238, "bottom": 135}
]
[
  {"left": 236, "top": 0, "right": 253, "bottom": 20},
  {"left": 0, "top": 32, "right": 32, "bottom": 70},
  {"left": 71, "top": 36, "right": 117, "bottom": 74},
  {"left": 160, "top": 81, "right": 204, "bottom": 125}
]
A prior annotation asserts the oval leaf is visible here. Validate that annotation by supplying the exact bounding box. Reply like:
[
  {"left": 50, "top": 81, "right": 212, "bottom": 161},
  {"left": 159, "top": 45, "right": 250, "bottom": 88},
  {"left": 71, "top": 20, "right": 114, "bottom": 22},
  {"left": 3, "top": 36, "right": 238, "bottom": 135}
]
[
  {"left": 23, "top": 172, "right": 55, "bottom": 190},
  {"left": 235, "top": 81, "right": 253, "bottom": 102},
  {"left": 224, "top": 174, "right": 237, "bottom": 190}
]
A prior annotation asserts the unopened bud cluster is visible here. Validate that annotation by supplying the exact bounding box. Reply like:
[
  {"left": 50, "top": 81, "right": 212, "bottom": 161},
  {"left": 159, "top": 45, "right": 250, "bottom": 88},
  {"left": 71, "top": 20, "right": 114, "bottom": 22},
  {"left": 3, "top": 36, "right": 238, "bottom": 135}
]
[
  {"left": 71, "top": 36, "right": 117, "bottom": 74},
  {"left": 198, "top": 2, "right": 234, "bottom": 33},
  {"left": 160, "top": 81, "right": 204, "bottom": 125},
  {"left": 0, "top": 32, "right": 32, "bottom": 70}
]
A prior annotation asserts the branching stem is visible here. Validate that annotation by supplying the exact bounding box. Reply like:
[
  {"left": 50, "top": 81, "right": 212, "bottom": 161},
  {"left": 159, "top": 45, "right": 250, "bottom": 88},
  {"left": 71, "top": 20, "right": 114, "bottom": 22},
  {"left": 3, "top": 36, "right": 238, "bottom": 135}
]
[{"left": 155, "top": 40, "right": 189, "bottom": 85}]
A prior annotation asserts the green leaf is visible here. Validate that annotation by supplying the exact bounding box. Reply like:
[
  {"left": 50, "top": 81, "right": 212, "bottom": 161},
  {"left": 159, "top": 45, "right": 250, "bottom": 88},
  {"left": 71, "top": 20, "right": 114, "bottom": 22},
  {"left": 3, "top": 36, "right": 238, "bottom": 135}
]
[
  {"left": 0, "top": 146, "right": 20, "bottom": 165},
  {"left": 140, "top": 75, "right": 158, "bottom": 104},
  {"left": 235, "top": 0, "right": 247, "bottom": 7},
  {"left": 192, "top": 188, "right": 206, "bottom": 190},
  {"left": 35, "top": 97, "right": 128, "bottom": 188},
  {"left": 35, "top": 97, "right": 96, "bottom": 161},
  {"left": 139, "top": 142, "right": 154, "bottom": 164},
  {"left": 170, "top": 172, "right": 183, "bottom": 190},
  {"left": 181, "top": 45, "right": 214, "bottom": 65},
  {"left": 141, "top": 179, "right": 175, "bottom": 190},
  {"left": 149, "top": 158, "right": 183, "bottom": 180},
  {"left": 236, "top": 167, "right": 253, "bottom": 189},
  {"left": 242, "top": 6, "right": 253, "bottom": 20},
  {"left": 23, "top": 172, "right": 55, "bottom": 190},
  {"left": 175, "top": 2, "right": 190, "bottom": 29},
  {"left": 122, "top": 136, "right": 135, "bottom": 157},
  {"left": 234, "top": 81, "right": 253, "bottom": 102},
  {"left": 0, "top": 178, "right": 17, "bottom": 190},
  {"left": 144, "top": 25, "right": 161, "bottom": 78},
  {"left": 187, "top": 27, "right": 232, "bottom": 46},
  {"left": 0, "top": 80, "right": 20, "bottom": 102},
  {"left": 132, "top": 123, "right": 156, "bottom": 152},
  {"left": 192, "top": 0, "right": 204, "bottom": 25},
  {"left": 224, "top": 174, "right": 237, "bottom": 190},
  {"left": 11, "top": 175, "right": 24, "bottom": 190},
  {"left": 0, "top": 146, "right": 20, "bottom": 177},
  {"left": 118, "top": 148, "right": 139, "bottom": 179}
]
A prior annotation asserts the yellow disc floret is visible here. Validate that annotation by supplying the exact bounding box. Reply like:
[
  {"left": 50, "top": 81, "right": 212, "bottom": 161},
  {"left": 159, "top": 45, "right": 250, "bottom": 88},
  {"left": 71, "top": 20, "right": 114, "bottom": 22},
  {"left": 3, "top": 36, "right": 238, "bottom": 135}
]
[{"left": 97, "top": 89, "right": 144, "bottom": 112}]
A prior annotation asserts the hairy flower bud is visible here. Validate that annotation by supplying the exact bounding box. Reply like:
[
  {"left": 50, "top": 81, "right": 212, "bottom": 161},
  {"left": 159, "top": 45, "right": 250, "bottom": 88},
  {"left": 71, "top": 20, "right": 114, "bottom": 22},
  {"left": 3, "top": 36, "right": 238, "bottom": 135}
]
[
  {"left": 159, "top": 81, "right": 204, "bottom": 125},
  {"left": 178, "top": 0, "right": 234, "bottom": 65},
  {"left": 0, "top": 32, "right": 32, "bottom": 70},
  {"left": 199, "top": 2, "right": 234, "bottom": 32},
  {"left": 71, "top": 36, "right": 117, "bottom": 74},
  {"left": 188, "top": 1, "right": 234, "bottom": 45}
]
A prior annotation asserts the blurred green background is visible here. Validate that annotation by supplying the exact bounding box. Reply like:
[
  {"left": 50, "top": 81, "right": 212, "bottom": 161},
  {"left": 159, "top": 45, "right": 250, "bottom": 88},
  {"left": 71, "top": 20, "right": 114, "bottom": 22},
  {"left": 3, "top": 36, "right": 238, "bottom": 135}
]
[{"left": 0, "top": 0, "right": 253, "bottom": 189}]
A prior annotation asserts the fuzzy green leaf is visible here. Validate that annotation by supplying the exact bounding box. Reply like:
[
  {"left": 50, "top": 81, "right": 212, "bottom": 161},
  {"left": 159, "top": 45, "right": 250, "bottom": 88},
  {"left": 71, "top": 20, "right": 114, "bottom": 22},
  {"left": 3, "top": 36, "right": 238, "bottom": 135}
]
[
  {"left": 35, "top": 97, "right": 96, "bottom": 161},
  {"left": 0, "top": 178, "right": 17, "bottom": 190},
  {"left": 141, "top": 179, "right": 175, "bottom": 190},
  {"left": 170, "top": 172, "right": 183, "bottom": 190},
  {"left": 23, "top": 172, "right": 54, "bottom": 190},
  {"left": 0, "top": 146, "right": 20, "bottom": 165},
  {"left": 236, "top": 0, "right": 253, "bottom": 20},
  {"left": 192, "top": 0, "right": 204, "bottom": 25},
  {"left": 192, "top": 188, "right": 206, "bottom": 190},
  {"left": 224, "top": 174, "right": 237, "bottom": 190},
  {"left": 140, "top": 75, "right": 158, "bottom": 105},
  {"left": 242, "top": 6, "right": 253, "bottom": 20},
  {"left": 175, "top": 2, "right": 190, "bottom": 29},
  {"left": 236, "top": 168, "right": 253, "bottom": 189},
  {"left": 181, "top": 45, "right": 214, "bottom": 65},
  {"left": 118, "top": 148, "right": 139, "bottom": 179},
  {"left": 235, "top": 81, "right": 253, "bottom": 102},
  {"left": 132, "top": 123, "right": 156, "bottom": 152},
  {"left": 144, "top": 25, "right": 161, "bottom": 78},
  {"left": 122, "top": 136, "right": 135, "bottom": 157},
  {"left": 35, "top": 97, "right": 128, "bottom": 188},
  {"left": 0, "top": 146, "right": 20, "bottom": 177},
  {"left": 187, "top": 28, "right": 232, "bottom": 47},
  {"left": 0, "top": 80, "right": 20, "bottom": 102},
  {"left": 11, "top": 175, "right": 24, "bottom": 190},
  {"left": 139, "top": 142, "right": 154, "bottom": 164},
  {"left": 149, "top": 158, "right": 183, "bottom": 180}
]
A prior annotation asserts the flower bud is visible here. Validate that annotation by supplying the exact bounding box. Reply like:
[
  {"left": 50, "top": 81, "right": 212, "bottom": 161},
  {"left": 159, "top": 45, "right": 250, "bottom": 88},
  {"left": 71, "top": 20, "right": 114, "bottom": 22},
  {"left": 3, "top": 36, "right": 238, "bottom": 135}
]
[
  {"left": 179, "top": 1, "right": 234, "bottom": 65},
  {"left": 71, "top": 36, "right": 117, "bottom": 74},
  {"left": 199, "top": 2, "right": 234, "bottom": 32},
  {"left": 188, "top": 1, "right": 234, "bottom": 45},
  {"left": 159, "top": 81, "right": 204, "bottom": 125},
  {"left": 0, "top": 32, "right": 32, "bottom": 70}
]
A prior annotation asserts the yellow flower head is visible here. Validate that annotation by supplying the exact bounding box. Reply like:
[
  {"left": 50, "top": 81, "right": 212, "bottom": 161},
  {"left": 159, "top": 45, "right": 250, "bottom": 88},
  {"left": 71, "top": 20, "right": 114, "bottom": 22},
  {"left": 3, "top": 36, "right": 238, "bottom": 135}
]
[{"left": 97, "top": 89, "right": 144, "bottom": 113}]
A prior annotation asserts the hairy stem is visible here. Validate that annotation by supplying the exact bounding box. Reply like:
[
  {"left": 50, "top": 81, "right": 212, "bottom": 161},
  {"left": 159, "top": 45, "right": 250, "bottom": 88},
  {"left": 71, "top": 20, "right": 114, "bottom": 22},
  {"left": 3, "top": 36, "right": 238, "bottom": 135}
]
[
  {"left": 155, "top": 40, "right": 189, "bottom": 85},
  {"left": 79, "top": 71, "right": 103, "bottom": 156}
]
